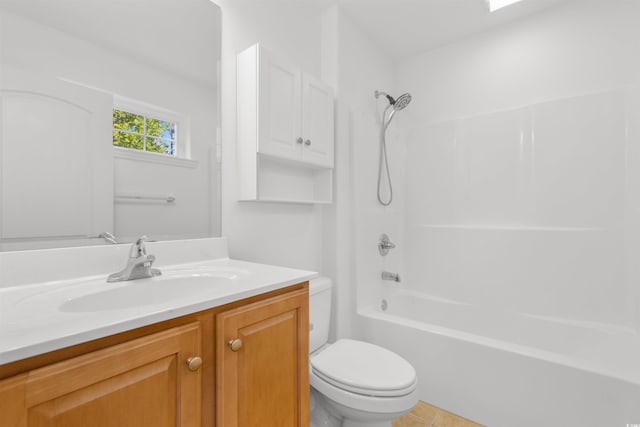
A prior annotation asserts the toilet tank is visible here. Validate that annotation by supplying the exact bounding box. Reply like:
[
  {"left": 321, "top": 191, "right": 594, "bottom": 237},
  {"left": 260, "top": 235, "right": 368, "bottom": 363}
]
[{"left": 309, "top": 277, "right": 332, "bottom": 353}]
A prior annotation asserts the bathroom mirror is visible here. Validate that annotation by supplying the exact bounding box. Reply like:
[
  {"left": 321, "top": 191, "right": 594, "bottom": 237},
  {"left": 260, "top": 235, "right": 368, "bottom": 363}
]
[{"left": 0, "top": 0, "right": 221, "bottom": 251}]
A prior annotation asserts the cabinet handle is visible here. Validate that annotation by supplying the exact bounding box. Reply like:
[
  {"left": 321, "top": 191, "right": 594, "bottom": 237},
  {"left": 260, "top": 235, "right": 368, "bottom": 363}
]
[
  {"left": 296, "top": 137, "right": 303, "bottom": 144},
  {"left": 304, "top": 139, "right": 311, "bottom": 146},
  {"left": 186, "top": 356, "right": 203, "bottom": 371},
  {"left": 228, "top": 338, "right": 243, "bottom": 352}
]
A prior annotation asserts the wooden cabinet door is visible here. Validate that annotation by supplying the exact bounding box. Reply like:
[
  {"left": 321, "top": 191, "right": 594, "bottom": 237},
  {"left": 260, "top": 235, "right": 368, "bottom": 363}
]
[
  {"left": 301, "top": 73, "right": 334, "bottom": 168},
  {"left": 257, "top": 47, "right": 303, "bottom": 162},
  {"left": 217, "top": 288, "right": 309, "bottom": 427},
  {"left": 0, "top": 322, "right": 202, "bottom": 427}
]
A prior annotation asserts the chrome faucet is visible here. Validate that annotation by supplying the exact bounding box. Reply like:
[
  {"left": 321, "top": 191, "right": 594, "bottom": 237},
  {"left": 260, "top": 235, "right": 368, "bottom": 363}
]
[
  {"left": 107, "top": 235, "right": 161, "bottom": 282},
  {"left": 381, "top": 271, "right": 401, "bottom": 282}
]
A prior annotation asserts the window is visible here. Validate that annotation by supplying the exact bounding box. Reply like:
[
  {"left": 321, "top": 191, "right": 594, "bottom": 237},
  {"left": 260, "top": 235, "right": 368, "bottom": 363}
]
[{"left": 113, "top": 108, "right": 177, "bottom": 156}]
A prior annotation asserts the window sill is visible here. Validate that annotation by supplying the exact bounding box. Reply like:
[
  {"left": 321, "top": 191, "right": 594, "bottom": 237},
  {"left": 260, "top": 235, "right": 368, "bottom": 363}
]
[{"left": 113, "top": 147, "right": 198, "bottom": 169}]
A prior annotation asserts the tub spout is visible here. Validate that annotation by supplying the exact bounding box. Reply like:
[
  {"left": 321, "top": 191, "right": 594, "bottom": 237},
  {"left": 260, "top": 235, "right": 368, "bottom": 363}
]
[{"left": 381, "top": 271, "right": 401, "bottom": 282}]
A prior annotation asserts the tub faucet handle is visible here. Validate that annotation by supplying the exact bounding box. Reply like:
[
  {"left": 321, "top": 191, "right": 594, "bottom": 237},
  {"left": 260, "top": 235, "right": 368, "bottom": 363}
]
[{"left": 379, "top": 234, "right": 396, "bottom": 256}]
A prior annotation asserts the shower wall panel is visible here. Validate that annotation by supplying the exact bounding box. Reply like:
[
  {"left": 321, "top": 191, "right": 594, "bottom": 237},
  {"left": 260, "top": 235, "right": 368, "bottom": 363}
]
[{"left": 405, "top": 89, "right": 638, "bottom": 328}]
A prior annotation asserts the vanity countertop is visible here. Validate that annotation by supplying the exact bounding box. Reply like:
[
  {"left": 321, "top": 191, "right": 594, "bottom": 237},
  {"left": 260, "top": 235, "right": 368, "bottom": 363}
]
[{"left": 0, "top": 238, "right": 317, "bottom": 364}]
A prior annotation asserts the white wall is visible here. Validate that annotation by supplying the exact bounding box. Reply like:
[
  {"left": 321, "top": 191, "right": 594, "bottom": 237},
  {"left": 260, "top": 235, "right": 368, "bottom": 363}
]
[
  {"left": 316, "top": 6, "right": 398, "bottom": 339},
  {"left": 397, "top": 0, "right": 640, "bottom": 328},
  {"left": 214, "top": 0, "right": 399, "bottom": 340},
  {"left": 0, "top": 7, "right": 220, "bottom": 244},
  {"left": 216, "top": 0, "right": 327, "bottom": 271}
]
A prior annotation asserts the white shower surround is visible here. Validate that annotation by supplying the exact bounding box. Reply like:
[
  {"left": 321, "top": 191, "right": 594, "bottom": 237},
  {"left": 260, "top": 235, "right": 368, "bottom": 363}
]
[
  {"left": 356, "top": 87, "right": 640, "bottom": 426},
  {"left": 350, "top": 2, "right": 640, "bottom": 426}
]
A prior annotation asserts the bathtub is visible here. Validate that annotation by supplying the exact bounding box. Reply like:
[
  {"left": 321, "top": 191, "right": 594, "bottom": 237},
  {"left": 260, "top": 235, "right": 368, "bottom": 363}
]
[{"left": 358, "top": 289, "right": 640, "bottom": 427}]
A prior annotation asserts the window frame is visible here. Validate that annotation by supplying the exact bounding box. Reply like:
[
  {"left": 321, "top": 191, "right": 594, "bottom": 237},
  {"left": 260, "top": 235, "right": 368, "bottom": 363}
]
[{"left": 112, "top": 97, "right": 189, "bottom": 159}]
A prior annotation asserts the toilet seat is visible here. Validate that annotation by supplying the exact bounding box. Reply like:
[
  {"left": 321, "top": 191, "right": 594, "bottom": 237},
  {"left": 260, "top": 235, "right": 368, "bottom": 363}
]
[{"left": 310, "top": 339, "right": 417, "bottom": 398}]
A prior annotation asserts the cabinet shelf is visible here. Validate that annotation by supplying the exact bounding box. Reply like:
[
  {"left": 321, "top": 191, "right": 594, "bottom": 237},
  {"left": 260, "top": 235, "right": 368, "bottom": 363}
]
[{"left": 239, "top": 154, "right": 332, "bottom": 204}]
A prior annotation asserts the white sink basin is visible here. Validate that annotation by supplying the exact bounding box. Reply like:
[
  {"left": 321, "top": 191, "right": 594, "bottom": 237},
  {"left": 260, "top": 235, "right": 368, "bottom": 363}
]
[
  {"left": 60, "top": 275, "right": 225, "bottom": 312},
  {"left": 58, "top": 268, "right": 250, "bottom": 312}
]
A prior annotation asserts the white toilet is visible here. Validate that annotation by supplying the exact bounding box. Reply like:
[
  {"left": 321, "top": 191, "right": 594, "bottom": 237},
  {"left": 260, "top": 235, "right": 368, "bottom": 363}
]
[{"left": 309, "top": 277, "right": 418, "bottom": 427}]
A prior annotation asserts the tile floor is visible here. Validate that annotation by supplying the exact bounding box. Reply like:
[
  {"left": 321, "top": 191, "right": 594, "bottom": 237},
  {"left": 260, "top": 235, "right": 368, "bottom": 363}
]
[{"left": 393, "top": 401, "right": 484, "bottom": 427}]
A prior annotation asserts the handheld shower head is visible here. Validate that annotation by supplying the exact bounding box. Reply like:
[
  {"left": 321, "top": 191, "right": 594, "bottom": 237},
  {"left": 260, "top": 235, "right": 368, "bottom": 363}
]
[
  {"left": 375, "top": 90, "right": 412, "bottom": 110},
  {"left": 374, "top": 89, "right": 413, "bottom": 207},
  {"left": 375, "top": 90, "right": 412, "bottom": 129},
  {"left": 393, "top": 93, "right": 412, "bottom": 110}
]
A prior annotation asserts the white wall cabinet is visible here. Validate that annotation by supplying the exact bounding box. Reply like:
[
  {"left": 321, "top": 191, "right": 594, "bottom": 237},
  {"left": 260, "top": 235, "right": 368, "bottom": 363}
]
[{"left": 237, "top": 44, "right": 334, "bottom": 204}]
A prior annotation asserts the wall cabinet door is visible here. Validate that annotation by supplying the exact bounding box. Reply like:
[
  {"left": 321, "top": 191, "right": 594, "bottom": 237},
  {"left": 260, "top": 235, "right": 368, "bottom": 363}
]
[
  {"left": 257, "top": 47, "right": 303, "bottom": 162},
  {"left": 217, "top": 288, "right": 309, "bottom": 427},
  {"left": 301, "top": 73, "right": 334, "bottom": 168},
  {"left": 238, "top": 44, "right": 334, "bottom": 168},
  {"left": 0, "top": 323, "right": 202, "bottom": 427}
]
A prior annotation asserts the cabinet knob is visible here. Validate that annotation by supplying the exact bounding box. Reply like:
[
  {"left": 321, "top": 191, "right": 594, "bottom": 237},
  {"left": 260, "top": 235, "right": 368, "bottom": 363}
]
[
  {"left": 186, "top": 356, "right": 203, "bottom": 371},
  {"left": 296, "top": 137, "right": 304, "bottom": 144},
  {"left": 304, "top": 139, "right": 311, "bottom": 146},
  {"left": 228, "top": 338, "right": 243, "bottom": 352}
]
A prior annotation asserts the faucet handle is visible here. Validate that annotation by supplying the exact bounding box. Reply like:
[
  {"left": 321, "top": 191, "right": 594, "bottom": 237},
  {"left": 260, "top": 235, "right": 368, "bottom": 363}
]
[
  {"left": 378, "top": 233, "right": 396, "bottom": 256},
  {"left": 129, "top": 235, "right": 149, "bottom": 258}
]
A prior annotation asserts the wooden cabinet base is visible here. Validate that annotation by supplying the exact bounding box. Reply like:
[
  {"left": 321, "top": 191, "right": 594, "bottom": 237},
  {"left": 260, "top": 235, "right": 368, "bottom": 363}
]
[{"left": 0, "top": 283, "right": 309, "bottom": 427}]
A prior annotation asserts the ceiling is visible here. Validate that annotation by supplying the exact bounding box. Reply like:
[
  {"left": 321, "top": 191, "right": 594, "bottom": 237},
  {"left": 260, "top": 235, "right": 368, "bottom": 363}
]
[
  {"left": 0, "top": 0, "right": 221, "bottom": 88},
  {"left": 1, "top": 0, "right": 574, "bottom": 79},
  {"left": 320, "top": 0, "right": 575, "bottom": 61}
]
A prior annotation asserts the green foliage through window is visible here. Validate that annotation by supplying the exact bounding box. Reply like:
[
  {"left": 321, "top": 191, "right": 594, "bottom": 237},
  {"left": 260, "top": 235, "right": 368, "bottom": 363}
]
[{"left": 113, "top": 109, "right": 177, "bottom": 155}]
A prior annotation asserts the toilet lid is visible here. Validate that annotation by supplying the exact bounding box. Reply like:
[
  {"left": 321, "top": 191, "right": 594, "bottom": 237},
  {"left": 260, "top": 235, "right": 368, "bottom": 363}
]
[{"left": 310, "top": 339, "right": 417, "bottom": 397}]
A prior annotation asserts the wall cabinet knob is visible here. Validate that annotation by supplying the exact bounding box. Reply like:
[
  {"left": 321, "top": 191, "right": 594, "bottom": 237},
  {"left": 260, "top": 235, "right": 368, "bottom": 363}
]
[
  {"left": 228, "top": 338, "right": 243, "bottom": 352},
  {"left": 296, "top": 137, "right": 303, "bottom": 144},
  {"left": 186, "top": 356, "right": 203, "bottom": 371},
  {"left": 304, "top": 139, "right": 311, "bottom": 146}
]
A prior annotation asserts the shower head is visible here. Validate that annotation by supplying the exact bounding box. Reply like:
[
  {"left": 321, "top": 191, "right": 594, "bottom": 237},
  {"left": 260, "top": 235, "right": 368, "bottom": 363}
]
[
  {"left": 393, "top": 93, "right": 412, "bottom": 111},
  {"left": 375, "top": 90, "right": 412, "bottom": 111}
]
